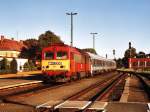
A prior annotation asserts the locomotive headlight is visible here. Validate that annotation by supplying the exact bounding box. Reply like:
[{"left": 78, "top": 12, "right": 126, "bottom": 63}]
[{"left": 60, "top": 65, "right": 64, "bottom": 68}]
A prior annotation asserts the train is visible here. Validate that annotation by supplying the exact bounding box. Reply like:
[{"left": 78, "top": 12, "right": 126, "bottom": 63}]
[
  {"left": 129, "top": 58, "right": 150, "bottom": 70},
  {"left": 42, "top": 43, "right": 116, "bottom": 82}
]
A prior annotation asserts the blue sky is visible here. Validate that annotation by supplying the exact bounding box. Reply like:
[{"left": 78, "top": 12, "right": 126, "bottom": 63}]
[{"left": 0, "top": 0, "right": 150, "bottom": 58}]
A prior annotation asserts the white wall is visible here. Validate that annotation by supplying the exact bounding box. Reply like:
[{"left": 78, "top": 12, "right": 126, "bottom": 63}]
[
  {"left": 0, "top": 58, "right": 28, "bottom": 72},
  {"left": 16, "top": 59, "right": 28, "bottom": 72}
]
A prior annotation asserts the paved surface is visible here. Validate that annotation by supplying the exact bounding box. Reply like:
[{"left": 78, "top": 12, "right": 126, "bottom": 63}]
[
  {"left": 0, "top": 71, "right": 43, "bottom": 89},
  {"left": 105, "top": 102, "right": 148, "bottom": 112},
  {"left": 0, "top": 101, "right": 148, "bottom": 112},
  {"left": 6, "top": 74, "right": 115, "bottom": 107},
  {"left": 0, "top": 71, "right": 42, "bottom": 79},
  {"left": 0, "top": 103, "right": 35, "bottom": 112},
  {"left": 120, "top": 75, "right": 149, "bottom": 102},
  {"left": 0, "top": 79, "right": 42, "bottom": 89}
]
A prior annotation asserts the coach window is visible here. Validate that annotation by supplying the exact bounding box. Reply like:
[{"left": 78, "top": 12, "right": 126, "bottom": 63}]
[
  {"left": 139, "top": 62, "right": 145, "bottom": 66},
  {"left": 132, "top": 62, "right": 138, "bottom": 66},
  {"left": 147, "top": 62, "right": 150, "bottom": 66},
  {"left": 45, "top": 52, "right": 54, "bottom": 60},
  {"left": 57, "top": 51, "right": 67, "bottom": 59}
]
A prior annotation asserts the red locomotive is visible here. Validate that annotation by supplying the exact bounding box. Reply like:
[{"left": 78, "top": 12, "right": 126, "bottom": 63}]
[{"left": 42, "top": 43, "right": 116, "bottom": 82}]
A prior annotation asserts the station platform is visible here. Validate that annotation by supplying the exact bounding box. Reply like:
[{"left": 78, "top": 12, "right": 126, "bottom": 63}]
[
  {"left": 0, "top": 71, "right": 42, "bottom": 79},
  {"left": 0, "top": 79, "right": 42, "bottom": 90},
  {"left": 0, "top": 71, "right": 43, "bottom": 89},
  {"left": 36, "top": 101, "right": 150, "bottom": 112}
]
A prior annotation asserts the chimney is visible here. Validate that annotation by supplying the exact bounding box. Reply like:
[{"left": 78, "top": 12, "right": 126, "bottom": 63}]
[
  {"left": 11, "top": 38, "right": 14, "bottom": 40},
  {"left": 1, "top": 35, "right": 4, "bottom": 41}
]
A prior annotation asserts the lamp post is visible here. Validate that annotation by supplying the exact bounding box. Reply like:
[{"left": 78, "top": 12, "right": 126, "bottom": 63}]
[
  {"left": 90, "top": 32, "right": 98, "bottom": 49},
  {"left": 66, "top": 12, "right": 78, "bottom": 47}
]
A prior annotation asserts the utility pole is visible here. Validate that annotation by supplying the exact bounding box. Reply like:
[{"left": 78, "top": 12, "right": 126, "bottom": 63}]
[
  {"left": 90, "top": 32, "right": 98, "bottom": 49},
  {"left": 129, "top": 42, "right": 132, "bottom": 68},
  {"left": 16, "top": 31, "right": 19, "bottom": 41},
  {"left": 66, "top": 12, "right": 77, "bottom": 47},
  {"left": 113, "top": 49, "right": 115, "bottom": 59}
]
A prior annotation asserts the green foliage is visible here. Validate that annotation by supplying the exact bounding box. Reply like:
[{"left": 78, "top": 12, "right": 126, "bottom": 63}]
[
  {"left": 122, "top": 47, "right": 137, "bottom": 68},
  {"left": 10, "top": 58, "right": 17, "bottom": 73},
  {"left": 124, "top": 47, "right": 136, "bottom": 58},
  {"left": 23, "top": 62, "right": 30, "bottom": 71},
  {"left": 23, "top": 39, "right": 39, "bottom": 48},
  {"left": 23, "top": 60, "right": 37, "bottom": 71},
  {"left": 82, "top": 48, "right": 97, "bottom": 54},
  {"left": 19, "top": 39, "right": 40, "bottom": 59},
  {"left": 0, "top": 58, "right": 9, "bottom": 70},
  {"left": 19, "top": 30, "right": 63, "bottom": 61},
  {"left": 116, "top": 58, "right": 124, "bottom": 68},
  {"left": 136, "top": 51, "right": 146, "bottom": 58},
  {"left": 0, "top": 58, "right": 11, "bottom": 74},
  {"left": 39, "top": 31, "right": 63, "bottom": 48}
]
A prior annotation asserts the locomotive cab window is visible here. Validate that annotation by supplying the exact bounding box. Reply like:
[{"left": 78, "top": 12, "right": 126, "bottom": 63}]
[
  {"left": 57, "top": 51, "right": 67, "bottom": 59},
  {"left": 45, "top": 52, "right": 54, "bottom": 60}
]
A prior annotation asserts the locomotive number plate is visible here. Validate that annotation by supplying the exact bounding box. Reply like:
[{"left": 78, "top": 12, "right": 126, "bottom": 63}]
[{"left": 48, "top": 62, "right": 62, "bottom": 65}]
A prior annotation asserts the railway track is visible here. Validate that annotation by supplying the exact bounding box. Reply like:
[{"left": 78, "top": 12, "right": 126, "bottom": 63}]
[
  {"left": 0, "top": 71, "right": 126, "bottom": 112},
  {"left": 135, "top": 74, "right": 150, "bottom": 100},
  {"left": 36, "top": 73, "right": 127, "bottom": 112},
  {"left": 1, "top": 72, "right": 115, "bottom": 101},
  {"left": 0, "top": 80, "right": 43, "bottom": 98}
]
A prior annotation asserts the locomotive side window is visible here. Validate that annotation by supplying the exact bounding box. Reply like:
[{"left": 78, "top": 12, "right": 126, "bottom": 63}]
[
  {"left": 139, "top": 62, "right": 145, "bottom": 66},
  {"left": 45, "top": 52, "right": 54, "bottom": 60},
  {"left": 57, "top": 51, "right": 67, "bottom": 59}
]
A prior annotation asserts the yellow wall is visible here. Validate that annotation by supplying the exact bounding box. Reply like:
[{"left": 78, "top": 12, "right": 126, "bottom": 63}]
[
  {"left": 0, "top": 51, "right": 20, "bottom": 58},
  {"left": 42, "top": 60, "right": 70, "bottom": 71}
]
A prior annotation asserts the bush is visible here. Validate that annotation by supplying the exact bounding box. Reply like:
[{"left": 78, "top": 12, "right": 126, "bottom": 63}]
[
  {"left": 10, "top": 58, "right": 17, "bottom": 73},
  {"left": 0, "top": 58, "right": 11, "bottom": 74},
  {"left": 23, "top": 60, "right": 37, "bottom": 71},
  {"left": 0, "top": 58, "right": 9, "bottom": 70},
  {"left": 23, "top": 62, "right": 30, "bottom": 71}
]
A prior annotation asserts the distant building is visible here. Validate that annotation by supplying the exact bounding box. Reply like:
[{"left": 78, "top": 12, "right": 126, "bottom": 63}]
[
  {"left": 0, "top": 35, "right": 28, "bottom": 72},
  {"left": 0, "top": 35, "right": 26, "bottom": 58}
]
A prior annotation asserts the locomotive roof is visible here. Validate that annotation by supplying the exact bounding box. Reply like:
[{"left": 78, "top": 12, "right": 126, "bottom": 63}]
[{"left": 87, "top": 52, "right": 115, "bottom": 63}]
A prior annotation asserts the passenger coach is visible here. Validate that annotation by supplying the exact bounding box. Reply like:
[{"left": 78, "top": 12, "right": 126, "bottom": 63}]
[{"left": 129, "top": 58, "right": 150, "bottom": 70}]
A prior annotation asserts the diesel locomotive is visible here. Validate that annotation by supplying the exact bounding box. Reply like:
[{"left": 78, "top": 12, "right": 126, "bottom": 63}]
[{"left": 42, "top": 43, "right": 116, "bottom": 82}]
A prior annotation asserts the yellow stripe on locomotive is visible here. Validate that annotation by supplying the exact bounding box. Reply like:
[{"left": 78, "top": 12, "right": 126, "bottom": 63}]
[{"left": 42, "top": 60, "right": 70, "bottom": 71}]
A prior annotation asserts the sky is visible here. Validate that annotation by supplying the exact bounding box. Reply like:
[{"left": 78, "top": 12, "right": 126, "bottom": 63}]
[{"left": 0, "top": 0, "right": 150, "bottom": 59}]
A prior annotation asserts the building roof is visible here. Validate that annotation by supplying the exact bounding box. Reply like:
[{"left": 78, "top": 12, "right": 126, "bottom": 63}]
[{"left": 0, "top": 35, "right": 26, "bottom": 51}]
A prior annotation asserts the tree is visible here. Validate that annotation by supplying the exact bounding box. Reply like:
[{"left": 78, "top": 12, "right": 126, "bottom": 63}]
[
  {"left": 122, "top": 47, "right": 137, "bottom": 68},
  {"left": 10, "top": 58, "right": 17, "bottom": 73},
  {"left": 136, "top": 51, "right": 146, "bottom": 58},
  {"left": 1, "top": 58, "right": 8, "bottom": 70},
  {"left": 124, "top": 47, "right": 136, "bottom": 58},
  {"left": 38, "top": 31, "right": 63, "bottom": 48},
  {"left": 19, "top": 39, "right": 40, "bottom": 60},
  {"left": 116, "top": 58, "right": 124, "bottom": 68},
  {"left": 82, "top": 48, "right": 97, "bottom": 54}
]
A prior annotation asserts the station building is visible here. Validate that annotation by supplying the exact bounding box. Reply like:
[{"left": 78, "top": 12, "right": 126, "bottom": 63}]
[{"left": 0, "top": 35, "right": 28, "bottom": 72}]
